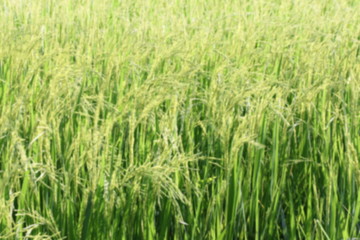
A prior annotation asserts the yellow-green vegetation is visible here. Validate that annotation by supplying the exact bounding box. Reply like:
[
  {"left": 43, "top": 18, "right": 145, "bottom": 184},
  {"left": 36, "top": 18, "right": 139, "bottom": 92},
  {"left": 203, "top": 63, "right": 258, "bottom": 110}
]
[{"left": 0, "top": 0, "right": 359, "bottom": 239}]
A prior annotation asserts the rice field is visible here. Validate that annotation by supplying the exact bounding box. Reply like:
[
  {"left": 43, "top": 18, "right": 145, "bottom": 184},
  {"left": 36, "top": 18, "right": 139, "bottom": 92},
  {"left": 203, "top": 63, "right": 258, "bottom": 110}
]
[{"left": 0, "top": 0, "right": 359, "bottom": 239}]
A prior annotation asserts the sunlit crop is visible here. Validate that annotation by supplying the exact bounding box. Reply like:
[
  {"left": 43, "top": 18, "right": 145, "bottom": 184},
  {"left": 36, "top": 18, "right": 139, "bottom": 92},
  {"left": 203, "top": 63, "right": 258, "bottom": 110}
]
[{"left": 0, "top": 0, "right": 359, "bottom": 239}]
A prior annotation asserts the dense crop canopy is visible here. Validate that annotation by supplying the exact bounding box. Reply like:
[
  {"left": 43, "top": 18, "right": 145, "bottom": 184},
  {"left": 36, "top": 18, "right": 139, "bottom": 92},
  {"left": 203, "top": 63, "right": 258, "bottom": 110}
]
[{"left": 0, "top": 0, "right": 359, "bottom": 239}]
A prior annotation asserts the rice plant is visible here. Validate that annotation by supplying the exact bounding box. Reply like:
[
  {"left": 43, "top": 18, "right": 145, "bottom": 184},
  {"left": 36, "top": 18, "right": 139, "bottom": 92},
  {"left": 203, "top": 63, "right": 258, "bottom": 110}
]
[{"left": 0, "top": 0, "right": 359, "bottom": 239}]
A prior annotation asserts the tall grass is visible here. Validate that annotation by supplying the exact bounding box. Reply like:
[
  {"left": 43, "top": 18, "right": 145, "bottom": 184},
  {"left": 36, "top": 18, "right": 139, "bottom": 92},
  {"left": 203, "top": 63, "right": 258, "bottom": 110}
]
[{"left": 0, "top": 0, "right": 359, "bottom": 239}]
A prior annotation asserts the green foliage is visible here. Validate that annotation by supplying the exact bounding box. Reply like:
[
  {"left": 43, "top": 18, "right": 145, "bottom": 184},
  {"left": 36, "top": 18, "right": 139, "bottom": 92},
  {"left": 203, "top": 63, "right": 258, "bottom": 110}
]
[{"left": 0, "top": 0, "right": 359, "bottom": 239}]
